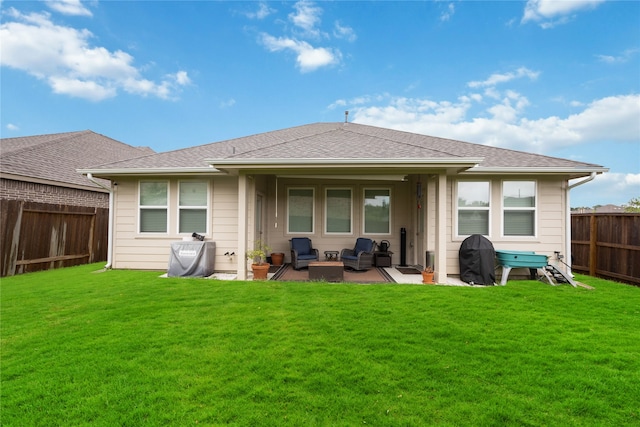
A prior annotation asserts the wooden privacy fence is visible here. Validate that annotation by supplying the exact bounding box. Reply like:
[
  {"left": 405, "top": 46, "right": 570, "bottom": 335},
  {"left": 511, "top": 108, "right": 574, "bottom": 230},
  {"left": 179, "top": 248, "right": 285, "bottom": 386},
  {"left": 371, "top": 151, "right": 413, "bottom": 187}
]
[
  {"left": 1, "top": 200, "right": 108, "bottom": 277},
  {"left": 571, "top": 213, "right": 640, "bottom": 286}
]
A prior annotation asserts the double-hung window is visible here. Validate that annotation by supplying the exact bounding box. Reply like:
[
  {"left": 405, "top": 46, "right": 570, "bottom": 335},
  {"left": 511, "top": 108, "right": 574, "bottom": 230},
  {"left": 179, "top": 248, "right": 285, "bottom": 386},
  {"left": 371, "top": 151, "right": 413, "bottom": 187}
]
[
  {"left": 139, "top": 181, "right": 168, "bottom": 233},
  {"left": 457, "top": 181, "right": 490, "bottom": 236},
  {"left": 325, "top": 188, "right": 352, "bottom": 234},
  {"left": 363, "top": 188, "right": 390, "bottom": 234},
  {"left": 179, "top": 181, "right": 208, "bottom": 234},
  {"left": 288, "top": 188, "right": 314, "bottom": 233},
  {"left": 503, "top": 181, "right": 536, "bottom": 236}
]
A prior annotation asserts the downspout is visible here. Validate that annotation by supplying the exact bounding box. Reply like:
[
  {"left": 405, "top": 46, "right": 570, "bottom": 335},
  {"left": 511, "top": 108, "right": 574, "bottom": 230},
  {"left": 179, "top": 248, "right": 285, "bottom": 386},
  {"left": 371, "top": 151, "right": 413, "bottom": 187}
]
[
  {"left": 87, "top": 173, "right": 114, "bottom": 269},
  {"left": 565, "top": 172, "right": 597, "bottom": 277}
]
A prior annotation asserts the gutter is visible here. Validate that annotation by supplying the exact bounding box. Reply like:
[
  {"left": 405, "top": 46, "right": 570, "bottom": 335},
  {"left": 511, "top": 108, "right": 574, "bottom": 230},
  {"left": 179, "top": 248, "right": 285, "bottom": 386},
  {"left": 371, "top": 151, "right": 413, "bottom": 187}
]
[
  {"left": 565, "top": 172, "right": 599, "bottom": 278},
  {"left": 568, "top": 172, "right": 597, "bottom": 190},
  {"left": 77, "top": 167, "right": 220, "bottom": 176},
  {"left": 87, "top": 173, "right": 114, "bottom": 269}
]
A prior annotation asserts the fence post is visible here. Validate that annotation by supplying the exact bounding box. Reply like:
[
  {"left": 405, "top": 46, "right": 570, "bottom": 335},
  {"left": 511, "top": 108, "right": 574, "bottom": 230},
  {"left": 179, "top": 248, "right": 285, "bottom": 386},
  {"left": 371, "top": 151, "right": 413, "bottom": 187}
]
[
  {"left": 589, "top": 214, "right": 597, "bottom": 277},
  {"left": 88, "top": 208, "right": 96, "bottom": 263},
  {"left": 6, "top": 201, "right": 25, "bottom": 276}
]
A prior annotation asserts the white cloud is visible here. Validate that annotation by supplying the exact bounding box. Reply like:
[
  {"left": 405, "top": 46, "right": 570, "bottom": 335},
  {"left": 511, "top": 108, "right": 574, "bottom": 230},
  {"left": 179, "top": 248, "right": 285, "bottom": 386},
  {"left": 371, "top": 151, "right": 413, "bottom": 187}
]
[
  {"left": 260, "top": 33, "right": 340, "bottom": 72},
  {"left": 173, "top": 70, "right": 191, "bottom": 86},
  {"left": 46, "top": 0, "right": 93, "bottom": 17},
  {"left": 256, "top": 1, "right": 353, "bottom": 72},
  {"left": 440, "top": 3, "right": 455, "bottom": 22},
  {"left": 337, "top": 91, "right": 639, "bottom": 154},
  {"left": 6, "top": 124, "right": 20, "bottom": 131},
  {"left": 0, "top": 9, "right": 189, "bottom": 101},
  {"left": 244, "top": 2, "right": 275, "bottom": 20},
  {"left": 468, "top": 67, "right": 540, "bottom": 88},
  {"left": 289, "top": 0, "right": 323, "bottom": 37},
  {"left": 522, "top": 0, "right": 605, "bottom": 28},
  {"left": 220, "top": 98, "right": 236, "bottom": 108},
  {"left": 596, "top": 48, "right": 639, "bottom": 64},
  {"left": 334, "top": 21, "right": 356, "bottom": 42}
]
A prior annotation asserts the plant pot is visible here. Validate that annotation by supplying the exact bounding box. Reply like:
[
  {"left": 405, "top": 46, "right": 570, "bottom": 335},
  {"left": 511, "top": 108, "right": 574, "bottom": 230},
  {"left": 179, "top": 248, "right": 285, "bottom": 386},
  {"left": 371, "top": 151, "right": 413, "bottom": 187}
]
[
  {"left": 422, "top": 271, "right": 434, "bottom": 284},
  {"left": 251, "top": 263, "right": 271, "bottom": 280},
  {"left": 270, "top": 252, "right": 284, "bottom": 266}
]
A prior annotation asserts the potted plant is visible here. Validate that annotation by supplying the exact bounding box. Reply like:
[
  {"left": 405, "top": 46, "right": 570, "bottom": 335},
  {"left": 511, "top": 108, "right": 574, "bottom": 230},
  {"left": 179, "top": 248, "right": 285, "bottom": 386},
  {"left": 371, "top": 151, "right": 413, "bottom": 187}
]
[
  {"left": 422, "top": 266, "right": 435, "bottom": 284},
  {"left": 246, "top": 240, "right": 271, "bottom": 280},
  {"left": 270, "top": 251, "right": 285, "bottom": 266}
]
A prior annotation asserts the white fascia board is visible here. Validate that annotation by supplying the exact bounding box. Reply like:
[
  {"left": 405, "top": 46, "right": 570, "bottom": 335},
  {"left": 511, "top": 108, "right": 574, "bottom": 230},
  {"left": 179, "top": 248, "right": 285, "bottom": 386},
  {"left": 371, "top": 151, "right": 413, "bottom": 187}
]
[
  {"left": 206, "top": 157, "right": 484, "bottom": 168},
  {"left": 462, "top": 166, "right": 609, "bottom": 175},
  {"left": 76, "top": 167, "right": 224, "bottom": 176}
]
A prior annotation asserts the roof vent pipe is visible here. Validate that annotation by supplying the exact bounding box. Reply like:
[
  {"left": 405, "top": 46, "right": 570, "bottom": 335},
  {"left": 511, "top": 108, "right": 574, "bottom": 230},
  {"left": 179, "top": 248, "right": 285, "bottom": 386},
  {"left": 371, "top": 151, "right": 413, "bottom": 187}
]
[{"left": 344, "top": 110, "right": 349, "bottom": 123}]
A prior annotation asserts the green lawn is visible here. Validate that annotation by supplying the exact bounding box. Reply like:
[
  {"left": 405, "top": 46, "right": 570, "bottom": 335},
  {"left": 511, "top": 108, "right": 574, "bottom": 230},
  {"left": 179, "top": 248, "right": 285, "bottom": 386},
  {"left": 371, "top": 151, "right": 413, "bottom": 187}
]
[{"left": 2, "top": 264, "right": 639, "bottom": 426}]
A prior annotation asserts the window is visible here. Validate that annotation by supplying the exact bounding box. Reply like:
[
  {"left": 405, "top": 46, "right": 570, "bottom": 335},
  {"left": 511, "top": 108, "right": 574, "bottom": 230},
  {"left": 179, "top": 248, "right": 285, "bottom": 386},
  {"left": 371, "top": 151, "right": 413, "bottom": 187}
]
[
  {"left": 325, "top": 188, "right": 352, "bottom": 234},
  {"left": 364, "top": 188, "right": 390, "bottom": 234},
  {"left": 503, "top": 181, "right": 536, "bottom": 236},
  {"left": 288, "top": 188, "right": 314, "bottom": 233},
  {"left": 139, "top": 181, "right": 168, "bottom": 233},
  {"left": 179, "top": 181, "right": 208, "bottom": 234},
  {"left": 457, "top": 181, "right": 490, "bottom": 236}
]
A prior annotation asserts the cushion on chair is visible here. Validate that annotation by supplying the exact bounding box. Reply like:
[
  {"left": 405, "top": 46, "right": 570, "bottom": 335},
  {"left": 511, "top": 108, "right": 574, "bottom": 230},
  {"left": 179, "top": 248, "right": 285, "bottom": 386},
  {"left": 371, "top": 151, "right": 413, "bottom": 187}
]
[
  {"left": 353, "top": 238, "right": 373, "bottom": 256},
  {"left": 291, "top": 238, "right": 312, "bottom": 255}
]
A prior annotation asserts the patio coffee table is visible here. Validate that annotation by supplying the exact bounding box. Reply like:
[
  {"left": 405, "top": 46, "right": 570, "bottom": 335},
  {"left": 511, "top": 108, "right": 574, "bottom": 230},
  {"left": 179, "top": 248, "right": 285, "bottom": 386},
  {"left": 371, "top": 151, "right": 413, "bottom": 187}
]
[{"left": 309, "top": 261, "right": 344, "bottom": 282}]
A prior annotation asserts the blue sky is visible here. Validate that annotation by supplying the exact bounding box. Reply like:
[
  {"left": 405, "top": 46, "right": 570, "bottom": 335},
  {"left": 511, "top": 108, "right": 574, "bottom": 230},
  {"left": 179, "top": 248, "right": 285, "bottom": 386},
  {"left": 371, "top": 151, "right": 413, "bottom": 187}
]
[{"left": 1, "top": 0, "right": 639, "bottom": 208}]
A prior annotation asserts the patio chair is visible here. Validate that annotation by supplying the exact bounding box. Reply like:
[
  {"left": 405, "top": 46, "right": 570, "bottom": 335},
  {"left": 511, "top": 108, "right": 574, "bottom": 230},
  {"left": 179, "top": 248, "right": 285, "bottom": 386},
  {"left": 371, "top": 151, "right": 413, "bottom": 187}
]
[
  {"left": 290, "top": 237, "right": 320, "bottom": 270},
  {"left": 341, "top": 238, "right": 376, "bottom": 271}
]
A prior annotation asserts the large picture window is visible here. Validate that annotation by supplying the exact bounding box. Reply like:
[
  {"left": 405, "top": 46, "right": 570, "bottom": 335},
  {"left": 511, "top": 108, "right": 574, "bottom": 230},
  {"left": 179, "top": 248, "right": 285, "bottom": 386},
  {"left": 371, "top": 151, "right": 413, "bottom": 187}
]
[
  {"left": 364, "top": 188, "right": 390, "bottom": 234},
  {"left": 288, "top": 188, "right": 314, "bottom": 233},
  {"left": 179, "top": 181, "right": 208, "bottom": 234},
  {"left": 325, "top": 188, "right": 352, "bottom": 234},
  {"left": 139, "top": 181, "right": 168, "bottom": 233},
  {"left": 503, "top": 181, "right": 536, "bottom": 236},
  {"left": 457, "top": 181, "right": 490, "bottom": 236}
]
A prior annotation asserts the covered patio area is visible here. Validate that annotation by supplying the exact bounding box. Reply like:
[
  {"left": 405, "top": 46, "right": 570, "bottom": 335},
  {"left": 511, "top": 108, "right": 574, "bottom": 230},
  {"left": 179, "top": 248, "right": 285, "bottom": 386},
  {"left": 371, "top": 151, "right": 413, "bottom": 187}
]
[{"left": 262, "top": 263, "right": 468, "bottom": 285}]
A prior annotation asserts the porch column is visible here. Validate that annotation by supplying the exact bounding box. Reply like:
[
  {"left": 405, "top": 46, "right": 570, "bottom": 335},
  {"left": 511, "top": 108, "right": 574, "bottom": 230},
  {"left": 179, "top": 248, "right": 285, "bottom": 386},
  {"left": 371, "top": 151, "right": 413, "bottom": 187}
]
[
  {"left": 237, "top": 173, "right": 248, "bottom": 280},
  {"left": 435, "top": 172, "right": 448, "bottom": 282}
]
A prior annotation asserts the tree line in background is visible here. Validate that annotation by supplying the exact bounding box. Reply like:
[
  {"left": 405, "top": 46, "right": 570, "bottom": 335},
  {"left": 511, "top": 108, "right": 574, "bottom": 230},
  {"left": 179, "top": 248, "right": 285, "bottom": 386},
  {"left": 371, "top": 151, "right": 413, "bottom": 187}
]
[{"left": 572, "top": 197, "right": 640, "bottom": 213}]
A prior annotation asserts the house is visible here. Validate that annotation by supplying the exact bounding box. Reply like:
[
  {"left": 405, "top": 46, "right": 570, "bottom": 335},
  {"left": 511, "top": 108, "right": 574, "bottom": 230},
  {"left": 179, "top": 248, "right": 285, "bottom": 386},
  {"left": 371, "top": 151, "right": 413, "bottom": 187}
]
[
  {"left": 78, "top": 122, "right": 607, "bottom": 282},
  {"left": 0, "top": 130, "right": 153, "bottom": 276}
]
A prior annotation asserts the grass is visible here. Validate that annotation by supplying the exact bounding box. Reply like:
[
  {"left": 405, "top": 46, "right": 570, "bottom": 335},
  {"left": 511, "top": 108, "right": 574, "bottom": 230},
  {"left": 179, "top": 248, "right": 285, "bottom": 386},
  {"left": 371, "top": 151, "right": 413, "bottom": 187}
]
[{"left": 1, "top": 264, "right": 639, "bottom": 426}]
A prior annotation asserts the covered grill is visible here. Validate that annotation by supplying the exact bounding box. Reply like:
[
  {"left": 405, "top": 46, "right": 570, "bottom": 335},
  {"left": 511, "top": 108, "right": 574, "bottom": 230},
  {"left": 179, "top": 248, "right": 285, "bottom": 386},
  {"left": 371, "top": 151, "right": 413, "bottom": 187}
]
[
  {"left": 459, "top": 234, "right": 495, "bottom": 285},
  {"left": 167, "top": 241, "right": 216, "bottom": 277}
]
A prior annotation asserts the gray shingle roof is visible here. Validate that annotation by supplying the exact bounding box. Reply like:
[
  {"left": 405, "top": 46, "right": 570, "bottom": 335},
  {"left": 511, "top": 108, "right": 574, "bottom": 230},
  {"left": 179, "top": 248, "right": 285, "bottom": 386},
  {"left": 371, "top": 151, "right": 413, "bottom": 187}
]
[
  {"left": 1, "top": 130, "right": 154, "bottom": 189},
  {"left": 80, "top": 122, "right": 605, "bottom": 172}
]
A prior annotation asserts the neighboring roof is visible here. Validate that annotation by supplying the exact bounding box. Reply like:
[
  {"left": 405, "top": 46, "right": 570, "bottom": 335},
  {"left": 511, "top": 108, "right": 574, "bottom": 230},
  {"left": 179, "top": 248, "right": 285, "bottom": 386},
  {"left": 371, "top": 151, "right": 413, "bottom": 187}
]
[
  {"left": 1, "top": 130, "right": 154, "bottom": 190},
  {"left": 79, "top": 122, "right": 607, "bottom": 178}
]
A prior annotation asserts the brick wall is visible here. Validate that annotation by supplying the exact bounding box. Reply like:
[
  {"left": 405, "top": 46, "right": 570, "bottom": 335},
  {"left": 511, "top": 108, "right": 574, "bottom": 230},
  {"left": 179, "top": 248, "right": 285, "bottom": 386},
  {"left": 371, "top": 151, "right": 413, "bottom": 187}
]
[{"left": 0, "top": 178, "right": 109, "bottom": 209}]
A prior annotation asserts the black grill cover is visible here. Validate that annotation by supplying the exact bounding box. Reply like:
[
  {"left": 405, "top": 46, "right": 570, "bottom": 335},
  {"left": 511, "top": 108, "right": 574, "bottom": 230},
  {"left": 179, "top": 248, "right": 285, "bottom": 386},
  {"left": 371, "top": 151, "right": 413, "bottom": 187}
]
[{"left": 459, "top": 234, "right": 495, "bottom": 285}]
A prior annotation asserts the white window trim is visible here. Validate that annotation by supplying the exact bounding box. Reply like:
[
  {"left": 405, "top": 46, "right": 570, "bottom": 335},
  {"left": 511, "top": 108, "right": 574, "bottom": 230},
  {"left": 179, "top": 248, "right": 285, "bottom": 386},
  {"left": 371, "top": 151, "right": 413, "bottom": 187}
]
[
  {"left": 455, "top": 180, "right": 491, "bottom": 237},
  {"left": 501, "top": 180, "right": 538, "bottom": 238},
  {"left": 177, "top": 180, "right": 210, "bottom": 235},
  {"left": 138, "top": 180, "right": 169, "bottom": 234},
  {"left": 287, "top": 187, "right": 315, "bottom": 235},
  {"left": 324, "top": 187, "right": 353, "bottom": 235},
  {"left": 362, "top": 187, "right": 392, "bottom": 236}
]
